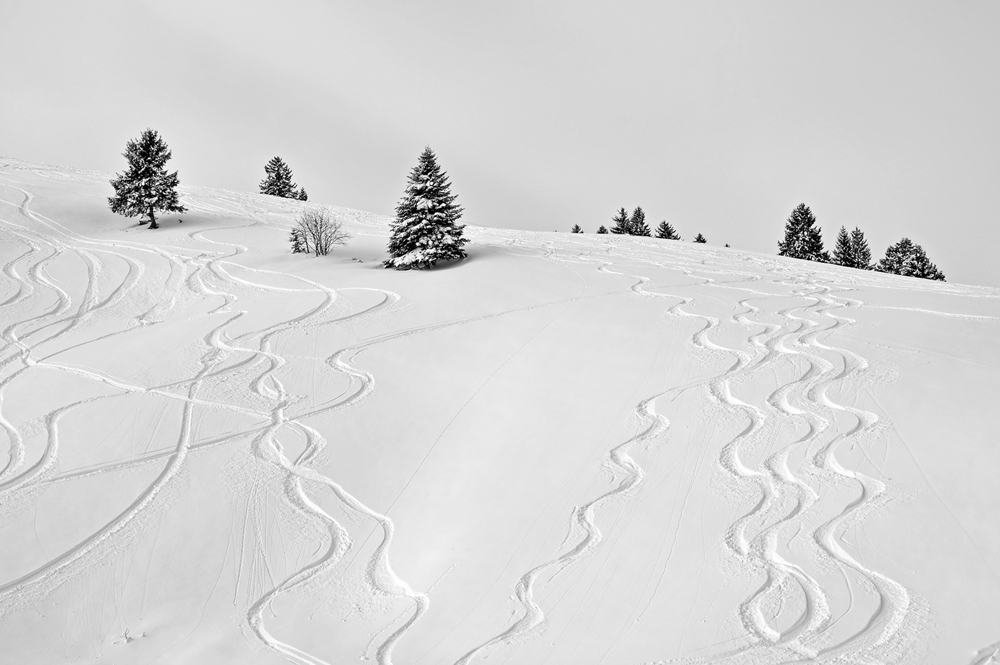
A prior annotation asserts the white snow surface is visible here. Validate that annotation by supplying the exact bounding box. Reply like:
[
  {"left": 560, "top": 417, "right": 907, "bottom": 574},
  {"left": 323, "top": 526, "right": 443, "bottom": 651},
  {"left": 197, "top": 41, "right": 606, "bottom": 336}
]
[{"left": 0, "top": 159, "right": 998, "bottom": 665}]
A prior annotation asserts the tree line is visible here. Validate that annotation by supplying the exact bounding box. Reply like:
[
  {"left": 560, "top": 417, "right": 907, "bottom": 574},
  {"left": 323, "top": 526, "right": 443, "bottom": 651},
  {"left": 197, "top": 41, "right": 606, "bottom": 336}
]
[
  {"left": 567, "top": 202, "right": 944, "bottom": 281},
  {"left": 572, "top": 207, "right": 705, "bottom": 243},
  {"left": 778, "top": 203, "right": 945, "bottom": 280},
  {"left": 105, "top": 129, "right": 944, "bottom": 280}
]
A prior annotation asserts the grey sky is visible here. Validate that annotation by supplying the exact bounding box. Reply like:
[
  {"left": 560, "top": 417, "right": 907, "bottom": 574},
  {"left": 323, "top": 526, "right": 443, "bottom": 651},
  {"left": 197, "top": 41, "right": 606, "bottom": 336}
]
[{"left": 3, "top": 0, "right": 998, "bottom": 286}]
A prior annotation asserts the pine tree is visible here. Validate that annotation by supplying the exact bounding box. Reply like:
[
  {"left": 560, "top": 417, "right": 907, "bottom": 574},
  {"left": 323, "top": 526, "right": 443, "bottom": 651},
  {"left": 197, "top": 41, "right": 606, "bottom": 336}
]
[
  {"left": 876, "top": 237, "right": 914, "bottom": 275},
  {"left": 107, "top": 129, "right": 186, "bottom": 229},
  {"left": 596, "top": 225, "right": 608, "bottom": 234},
  {"left": 906, "top": 245, "right": 945, "bottom": 281},
  {"left": 610, "top": 208, "right": 631, "bottom": 234},
  {"left": 849, "top": 227, "right": 872, "bottom": 269},
  {"left": 629, "top": 207, "right": 651, "bottom": 236},
  {"left": 570, "top": 224, "right": 583, "bottom": 233},
  {"left": 260, "top": 156, "right": 306, "bottom": 199},
  {"left": 655, "top": 220, "right": 680, "bottom": 240},
  {"left": 694, "top": 233, "right": 707, "bottom": 243},
  {"left": 297, "top": 188, "right": 308, "bottom": 202},
  {"left": 289, "top": 227, "right": 308, "bottom": 254},
  {"left": 384, "top": 147, "right": 468, "bottom": 270},
  {"left": 832, "top": 226, "right": 853, "bottom": 266},
  {"left": 778, "top": 203, "right": 829, "bottom": 262},
  {"left": 876, "top": 238, "right": 945, "bottom": 281}
]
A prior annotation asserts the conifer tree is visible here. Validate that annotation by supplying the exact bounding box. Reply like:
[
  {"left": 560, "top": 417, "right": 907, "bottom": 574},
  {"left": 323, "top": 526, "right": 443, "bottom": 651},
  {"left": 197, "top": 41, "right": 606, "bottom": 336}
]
[
  {"left": 832, "top": 226, "right": 852, "bottom": 266},
  {"left": 596, "top": 225, "right": 608, "bottom": 234},
  {"left": 610, "top": 208, "right": 631, "bottom": 234},
  {"left": 629, "top": 207, "right": 651, "bottom": 236},
  {"left": 655, "top": 220, "right": 680, "bottom": 240},
  {"left": 260, "top": 156, "right": 306, "bottom": 199},
  {"left": 384, "top": 147, "right": 467, "bottom": 270},
  {"left": 906, "top": 246, "right": 945, "bottom": 280},
  {"left": 289, "top": 227, "right": 308, "bottom": 254},
  {"left": 694, "top": 233, "right": 707, "bottom": 243},
  {"left": 570, "top": 224, "right": 583, "bottom": 233},
  {"left": 876, "top": 238, "right": 945, "bottom": 281},
  {"left": 876, "top": 237, "right": 914, "bottom": 275},
  {"left": 849, "top": 227, "right": 872, "bottom": 269},
  {"left": 107, "top": 129, "right": 186, "bottom": 229},
  {"left": 778, "top": 203, "right": 829, "bottom": 262},
  {"left": 297, "top": 188, "right": 308, "bottom": 202},
  {"left": 832, "top": 226, "right": 874, "bottom": 269}
]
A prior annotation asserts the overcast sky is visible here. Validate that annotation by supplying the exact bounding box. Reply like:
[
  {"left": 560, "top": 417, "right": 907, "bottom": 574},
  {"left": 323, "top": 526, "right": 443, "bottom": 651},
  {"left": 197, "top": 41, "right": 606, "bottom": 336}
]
[{"left": 3, "top": 0, "right": 998, "bottom": 286}]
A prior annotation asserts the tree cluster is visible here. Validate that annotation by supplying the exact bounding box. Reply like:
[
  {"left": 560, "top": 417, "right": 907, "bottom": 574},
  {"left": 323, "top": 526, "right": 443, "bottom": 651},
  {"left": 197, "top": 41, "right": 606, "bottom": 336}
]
[
  {"left": 778, "top": 202, "right": 945, "bottom": 281},
  {"left": 581, "top": 211, "right": 701, "bottom": 241},
  {"left": 832, "top": 226, "right": 872, "bottom": 269},
  {"left": 609, "top": 207, "right": 651, "bottom": 236}
]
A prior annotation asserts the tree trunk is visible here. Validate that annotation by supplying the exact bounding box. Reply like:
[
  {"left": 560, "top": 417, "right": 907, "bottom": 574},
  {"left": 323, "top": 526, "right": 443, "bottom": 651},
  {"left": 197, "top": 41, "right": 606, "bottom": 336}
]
[{"left": 148, "top": 207, "right": 158, "bottom": 229}]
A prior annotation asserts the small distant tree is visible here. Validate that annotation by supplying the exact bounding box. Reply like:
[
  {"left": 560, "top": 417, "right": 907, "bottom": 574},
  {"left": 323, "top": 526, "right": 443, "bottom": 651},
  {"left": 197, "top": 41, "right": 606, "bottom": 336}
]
[
  {"left": 108, "top": 129, "right": 186, "bottom": 229},
  {"left": 571, "top": 224, "right": 583, "bottom": 233},
  {"left": 260, "top": 156, "right": 307, "bottom": 200},
  {"left": 610, "top": 208, "right": 631, "bottom": 234},
  {"left": 876, "top": 238, "right": 945, "bottom": 281},
  {"left": 384, "top": 146, "right": 468, "bottom": 269},
  {"left": 294, "top": 209, "right": 349, "bottom": 257},
  {"left": 778, "top": 203, "right": 829, "bottom": 262},
  {"left": 694, "top": 233, "right": 707, "bottom": 243},
  {"left": 849, "top": 228, "right": 872, "bottom": 269},
  {"left": 655, "top": 220, "right": 680, "bottom": 240},
  {"left": 832, "top": 226, "right": 852, "bottom": 266},
  {"left": 297, "top": 188, "right": 308, "bottom": 202},
  {"left": 289, "top": 226, "right": 308, "bottom": 254},
  {"left": 629, "top": 207, "right": 651, "bottom": 236},
  {"left": 596, "top": 225, "right": 608, "bottom": 234}
]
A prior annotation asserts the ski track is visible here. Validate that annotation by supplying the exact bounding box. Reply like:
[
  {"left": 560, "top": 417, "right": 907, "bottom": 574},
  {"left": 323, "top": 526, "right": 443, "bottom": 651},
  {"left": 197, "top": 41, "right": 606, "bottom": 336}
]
[
  {"left": 0, "top": 165, "right": 978, "bottom": 664},
  {"left": 0, "top": 171, "right": 426, "bottom": 664},
  {"left": 449, "top": 238, "right": 926, "bottom": 665}
]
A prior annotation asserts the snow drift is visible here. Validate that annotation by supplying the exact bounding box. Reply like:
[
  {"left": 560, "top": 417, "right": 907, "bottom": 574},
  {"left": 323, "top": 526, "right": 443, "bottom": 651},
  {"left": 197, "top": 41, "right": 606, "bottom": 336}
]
[{"left": 0, "top": 159, "right": 998, "bottom": 665}]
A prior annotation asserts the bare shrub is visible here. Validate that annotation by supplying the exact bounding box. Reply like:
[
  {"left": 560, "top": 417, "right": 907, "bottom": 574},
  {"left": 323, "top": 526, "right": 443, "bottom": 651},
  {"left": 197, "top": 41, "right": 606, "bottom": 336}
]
[{"left": 292, "top": 208, "right": 350, "bottom": 256}]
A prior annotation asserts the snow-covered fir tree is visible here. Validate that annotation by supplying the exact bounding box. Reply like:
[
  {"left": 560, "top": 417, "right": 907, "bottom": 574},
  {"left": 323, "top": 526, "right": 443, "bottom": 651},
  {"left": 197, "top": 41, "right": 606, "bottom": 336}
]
[
  {"left": 384, "top": 147, "right": 468, "bottom": 270},
  {"left": 596, "top": 225, "right": 608, "bottom": 234},
  {"left": 107, "top": 129, "right": 186, "bottom": 229},
  {"left": 849, "top": 227, "right": 872, "bottom": 269},
  {"left": 297, "top": 188, "right": 308, "bottom": 201},
  {"left": 629, "top": 207, "right": 651, "bottom": 236},
  {"left": 610, "top": 208, "right": 631, "bottom": 234},
  {"left": 655, "top": 220, "right": 680, "bottom": 240},
  {"left": 260, "top": 156, "right": 306, "bottom": 199},
  {"left": 571, "top": 224, "right": 583, "bottom": 233},
  {"left": 832, "top": 226, "right": 852, "bottom": 266},
  {"left": 876, "top": 238, "right": 945, "bottom": 281},
  {"left": 832, "top": 226, "right": 872, "bottom": 269},
  {"left": 778, "top": 203, "right": 829, "bottom": 262},
  {"left": 694, "top": 233, "right": 707, "bottom": 243}
]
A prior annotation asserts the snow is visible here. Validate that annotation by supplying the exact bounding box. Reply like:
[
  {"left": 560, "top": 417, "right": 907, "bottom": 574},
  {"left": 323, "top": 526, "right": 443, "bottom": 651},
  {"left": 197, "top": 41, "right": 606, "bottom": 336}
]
[{"left": 0, "top": 158, "right": 998, "bottom": 665}]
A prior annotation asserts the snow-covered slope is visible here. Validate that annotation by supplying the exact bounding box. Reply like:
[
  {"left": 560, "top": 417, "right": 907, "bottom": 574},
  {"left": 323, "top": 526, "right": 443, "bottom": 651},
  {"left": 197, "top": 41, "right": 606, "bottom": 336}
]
[{"left": 1, "top": 159, "right": 998, "bottom": 665}]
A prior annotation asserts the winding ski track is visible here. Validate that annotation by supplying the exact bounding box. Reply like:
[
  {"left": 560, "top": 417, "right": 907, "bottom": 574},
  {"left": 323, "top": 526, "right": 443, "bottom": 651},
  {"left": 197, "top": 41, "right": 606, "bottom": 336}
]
[{"left": 0, "top": 164, "right": 977, "bottom": 663}]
